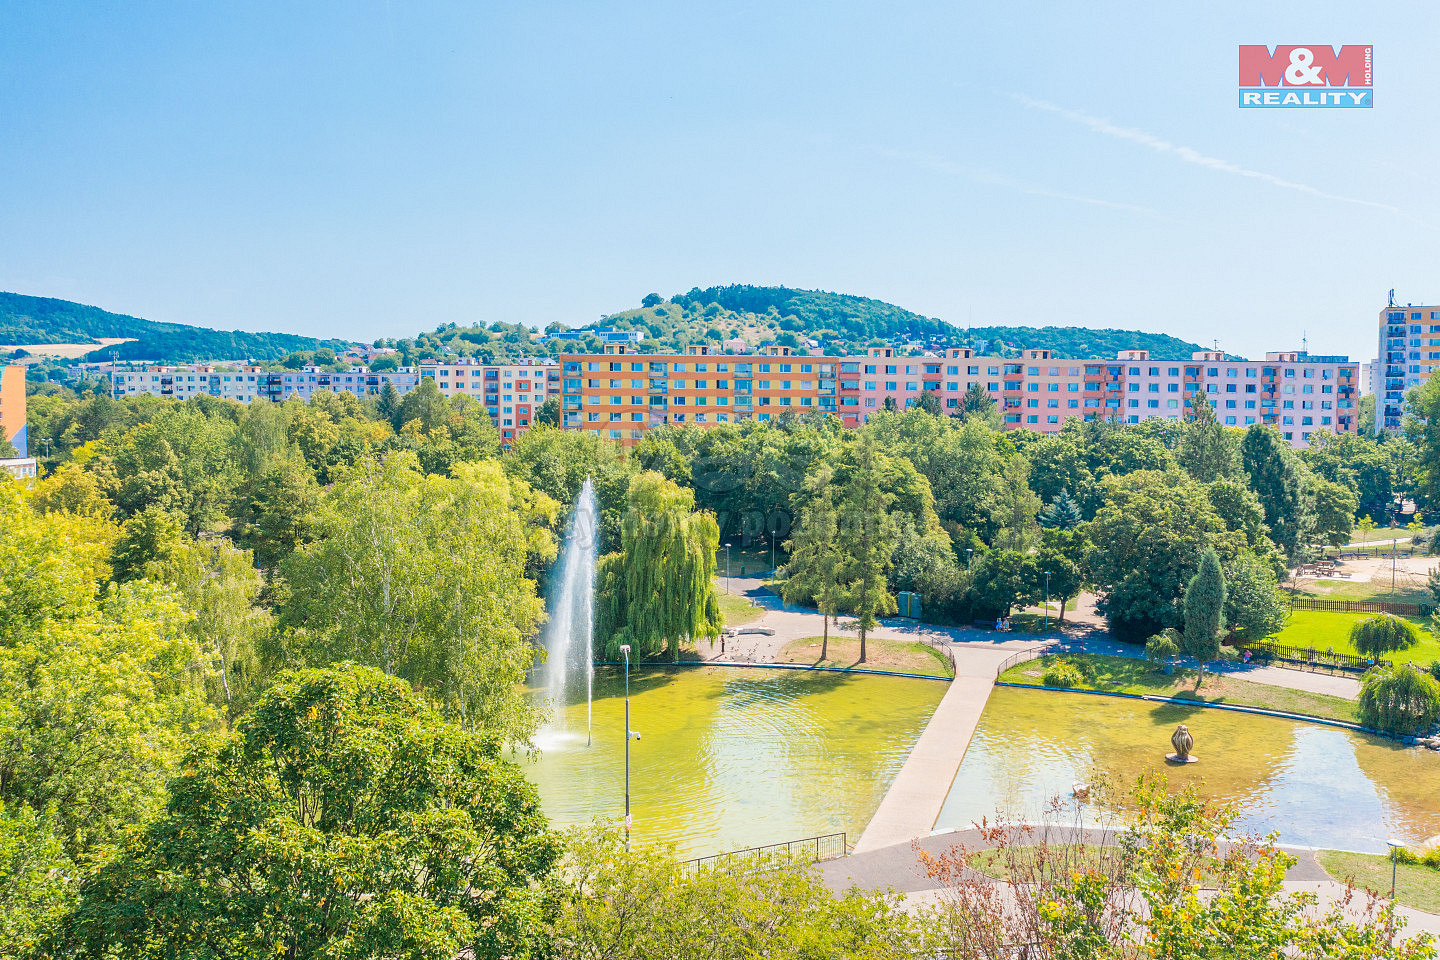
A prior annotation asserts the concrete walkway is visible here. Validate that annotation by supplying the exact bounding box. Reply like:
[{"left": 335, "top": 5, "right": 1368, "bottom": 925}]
[
  {"left": 821, "top": 830, "right": 1440, "bottom": 939},
  {"left": 853, "top": 639, "right": 1053, "bottom": 853}
]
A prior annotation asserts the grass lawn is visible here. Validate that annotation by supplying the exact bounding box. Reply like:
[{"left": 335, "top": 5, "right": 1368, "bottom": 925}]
[
  {"left": 1289, "top": 579, "right": 1433, "bottom": 606},
  {"left": 777, "top": 635, "right": 952, "bottom": 678},
  {"left": 715, "top": 545, "right": 788, "bottom": 577},
  {"left": 1346, "top": 525, "right": 1434, "bottom": 545},
  {"left": 998, "top": 653, "right": 1359, "bottom": 725},
  {"left": 1267, "top": 610, "right": 1440, "bottom": 668},
  {"left": 716, "top": 590, "right": 764, "bottom": 627},
  {"left": 1317, "top": 850, "right": 1440, "bottom": 915}
]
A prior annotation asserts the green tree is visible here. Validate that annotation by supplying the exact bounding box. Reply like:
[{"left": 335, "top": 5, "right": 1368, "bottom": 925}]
[
  {"left": 230, "top": 456, "right": 323, "bottom": 569},
  {"left": 1146, "top": 628, "right": 1181, "bottom": 670},
  {"left": 967, "top": 548, "right": 1036, "bottom": 618},
  {"left": 960, "top": 381, "right": 994, "bottom": 416},
  {"left": 915, "top": 390, "right": 942, "bottom": 416},
  {"left": 1035, "top": 528, "right": 1087, "bottom": 622},
  {"left": 991, "top": 453, "right": 1042, "bottom": 552},
  {"left": 535, "top": 396, "right": 561, "bottom": 427},
  {"left": 1404, "top": 373, "right": 1440, "bottom": 505},
  {"left": 834, "top": 435, "right": 899, "bottom": 662},
  {"left": 1358, "top": 664, "right": 1440, "bottom": 735},
  {"left": 1307, "top": 475, "right": 1358, "bottom": 547},
  {"left": 779, "top": 465, "right": 843, "bottom": 660},
  {"left": 149, "top": 539, "right": 270, "bottom": 729},
  {"left": 109, "top": 505, "right": 185, "bottom": 581},
  {"left": 1037, "top": 487, "right": 1082, "bottom": 529},
  {"left": 1349, "top": 613, "right": 1420, "bottom": 658},
  {"left": 107, "top": 404, "right": 240, "bottom": 535},
  {"left": 1241, "top": 425, "right": 1310, "bottom": 560},
  {"left": 46, "top": 664, "right": 562, "bottom": 960},
  {"left": 0, "top": 805, "right": 76, "bottom": 955},
  {"left": 279, "top": 456, "right": 550, "bottom": 742},
  {"left": 1178, "top": 392, "right": 1239, "bottom": 482},
  {"left": 552, "top": 828, "right": 914, "bottom": 959},
  {"left": 1221, "top": 550, "right": 1288, "bottom": 643},
  {"left": 0, "top": 485, "right": 212, "bottom": 858},
  {"left": 1182, "top": 548, "right": 1226, "bottom": 678},
  {"left": 595, "top": 472, "right": 722, "bottom": 661},
  {"left": 1087, "top": 471, "right": 1231, "bottom": 638}
]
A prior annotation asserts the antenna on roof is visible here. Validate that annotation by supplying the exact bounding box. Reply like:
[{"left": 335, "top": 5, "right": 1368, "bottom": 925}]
[{"left": 1389, "top": 288, "right": 1397, "bottom": 307}]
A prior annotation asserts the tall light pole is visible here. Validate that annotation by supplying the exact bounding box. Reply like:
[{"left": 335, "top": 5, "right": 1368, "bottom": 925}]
[
  {"left": 1392, "top": 537, "right": 1398, "bottom": 597},
  {"left": 725, "top": 542, "right": 732, "bottom": 594},
  {"left": 620, "top": 643, "right": 634, "bottom": 852},
  {"left": 770, "top": 529, "right": 776, "bottom": 573},
  {"left": 1388, "top": 839, "right": 1403, "bottom": 901},
  {"left": 966, "top": 547, "right": 973, "bottom": 569},
  {"left": 1043, "top": 570, "right": 1052, "bottom": 632}
]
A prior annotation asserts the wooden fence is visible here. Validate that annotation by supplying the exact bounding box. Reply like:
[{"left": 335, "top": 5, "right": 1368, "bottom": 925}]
[{"left": 1289, "top": 597, "right": 1425, "bottom": 617}]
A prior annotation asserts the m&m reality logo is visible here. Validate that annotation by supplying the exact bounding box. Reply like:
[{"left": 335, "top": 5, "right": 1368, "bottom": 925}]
[{"left": 1238, "top": 45, "right": 1372, "bottom": 108}]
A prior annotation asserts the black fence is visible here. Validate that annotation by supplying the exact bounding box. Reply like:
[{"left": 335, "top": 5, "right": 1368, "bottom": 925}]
[
  {"left": 1248, "top": 641, "right": 1388, "bottom": 674},
  {"left": 1290, "top": 597, "right": 1426, "bottom": 616},
  {"left": 679, "top": 832, "right": 849, "bottom": 873},
  {"left": 993, "top": 646, "right": 1051, "bottom": 679}
]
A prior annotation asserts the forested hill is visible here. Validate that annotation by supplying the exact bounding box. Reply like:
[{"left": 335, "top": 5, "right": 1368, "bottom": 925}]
[
  {"left": 0, "top": 292, "right": 352, "bottom": 362},
  {"left": 965, "top": 325, "right": 1209, "bottom": 361},
  {"left": 597, "top": 285, "right": 1209, "bottom": 360}
]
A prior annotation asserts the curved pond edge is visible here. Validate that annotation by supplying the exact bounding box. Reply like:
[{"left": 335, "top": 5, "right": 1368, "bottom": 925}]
[
  {"left": 591, "top": 659, "right": 952, "bottom": 682},
  {"left": 993, "top": 680, "right": 1417, "bottom": 744}
]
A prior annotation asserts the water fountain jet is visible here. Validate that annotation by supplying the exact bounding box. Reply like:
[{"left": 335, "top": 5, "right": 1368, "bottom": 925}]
[{"left": 541, "top": 478, "right": 598, "bottom": 746}]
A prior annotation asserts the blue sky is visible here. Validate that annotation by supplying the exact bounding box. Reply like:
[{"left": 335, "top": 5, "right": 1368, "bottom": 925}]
[{"left": 1, "top": 1, "right": 1434, "bottom": 360}]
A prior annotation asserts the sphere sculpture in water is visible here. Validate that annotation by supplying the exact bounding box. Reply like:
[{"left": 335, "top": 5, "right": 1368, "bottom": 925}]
[{"left": 1166, "top": 723, "right": 1197, "bottom": 764}]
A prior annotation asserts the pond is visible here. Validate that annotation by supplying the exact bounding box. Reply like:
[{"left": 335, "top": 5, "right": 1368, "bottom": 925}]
[
  {"left": 935, "top": 685, "right": 1440, "bottom": 854},
  {"left": 522, "top": 666, "right": 947, "bottom": 858}
]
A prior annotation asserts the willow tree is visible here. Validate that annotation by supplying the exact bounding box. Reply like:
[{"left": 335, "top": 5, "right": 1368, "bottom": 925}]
[{"left": 596, "top": 471, "right": 721, "bottom": 661}]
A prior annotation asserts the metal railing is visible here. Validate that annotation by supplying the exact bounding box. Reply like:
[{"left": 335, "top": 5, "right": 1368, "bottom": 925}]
[
  {"left": 1248, "top": 641, "right": 1388, "bottom": 674},
  {"left": 679, "top": 832, "right": 848, "bottom": 873},
  {"left": 992, "top": 645, "right": 1051, "bottom": 679}
]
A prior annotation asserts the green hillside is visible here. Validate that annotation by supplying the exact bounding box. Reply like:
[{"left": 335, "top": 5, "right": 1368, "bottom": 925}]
[
  {"left": 0, "top": 292, "right": 353, "bottom": 363},
  {"left": 393, "top": 286, "right": 1209, "bottom": 363}
]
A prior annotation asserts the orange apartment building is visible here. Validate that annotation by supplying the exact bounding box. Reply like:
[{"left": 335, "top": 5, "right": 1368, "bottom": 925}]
[{"left": 560, "top": 344, "right": 838, "bottom": 445}]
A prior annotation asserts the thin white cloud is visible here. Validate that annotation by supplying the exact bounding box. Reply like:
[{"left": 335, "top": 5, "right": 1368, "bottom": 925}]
[
  {"left": 1012, "top": 93, "right": 1399, "bottom": 214},
  {"left": 881, "top": 147, "right": 1167, "bottom": 219}
]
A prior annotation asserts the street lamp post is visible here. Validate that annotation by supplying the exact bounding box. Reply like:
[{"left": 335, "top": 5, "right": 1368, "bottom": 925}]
[
  {"left": 1388, "top": 838, "right": 1403, "bottom": 901},
  {"left": 725, "top": 542, "right": 732, "bottom": 594},
  {"left": 770, "top": 530, "right": 776, "bottom": 573},
  {"left": 966, "top": 548, "right": 973, "bottom": 569},
  {"left": 621, "top": 644, "right": 634, "bottom": 852},
  {"left": 1043, "top": 570, "right": 1052, "bottom": 632}
]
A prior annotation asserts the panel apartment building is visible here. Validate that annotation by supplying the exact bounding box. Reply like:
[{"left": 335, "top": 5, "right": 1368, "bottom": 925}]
[
  {"left": 561, "top": 345, "right": 1357, "bottom": 449},
  {"left": 111, "top": 365, "right": 421, "bottom": 403},
  {"left": 417, "top": 358, "right": 561, "bottom": 446},
  {"left": 109, "top": 358, "right": 561, "bottom": 447},
  {"left": 559, "top": 344, "right": 836, "bottom": 444},
  {"left": 1375, "top": 301, "right": 1440, "bottom": 432}
]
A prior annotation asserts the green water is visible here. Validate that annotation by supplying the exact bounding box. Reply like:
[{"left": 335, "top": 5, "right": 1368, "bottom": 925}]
[
  {"left": 936, "top": 686, "right": 1440, "bottom": 854},
  {"left": 522, "top": 666, "right": 946, "bottom": 858}
]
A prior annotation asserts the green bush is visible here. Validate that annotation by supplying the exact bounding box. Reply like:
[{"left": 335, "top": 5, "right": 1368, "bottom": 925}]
[
  {"left": 1357, "top": 665, "right": 1440, "bottom": 735},
  {"left": 1424, "top": 847, "right": 1440, "bottom": 869},
  {"left": 1349, "top": 614, "right": 1420, "bottom": 658},
  {"left": 1042, "top": 659, "right": 1084, "bottom": 689},
  {"left": 1395, "top": 846, "right": 1421, "bottom": 865},
  {"left": 1145, "top": 629, "right": 1181, "bottom": 669}
]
